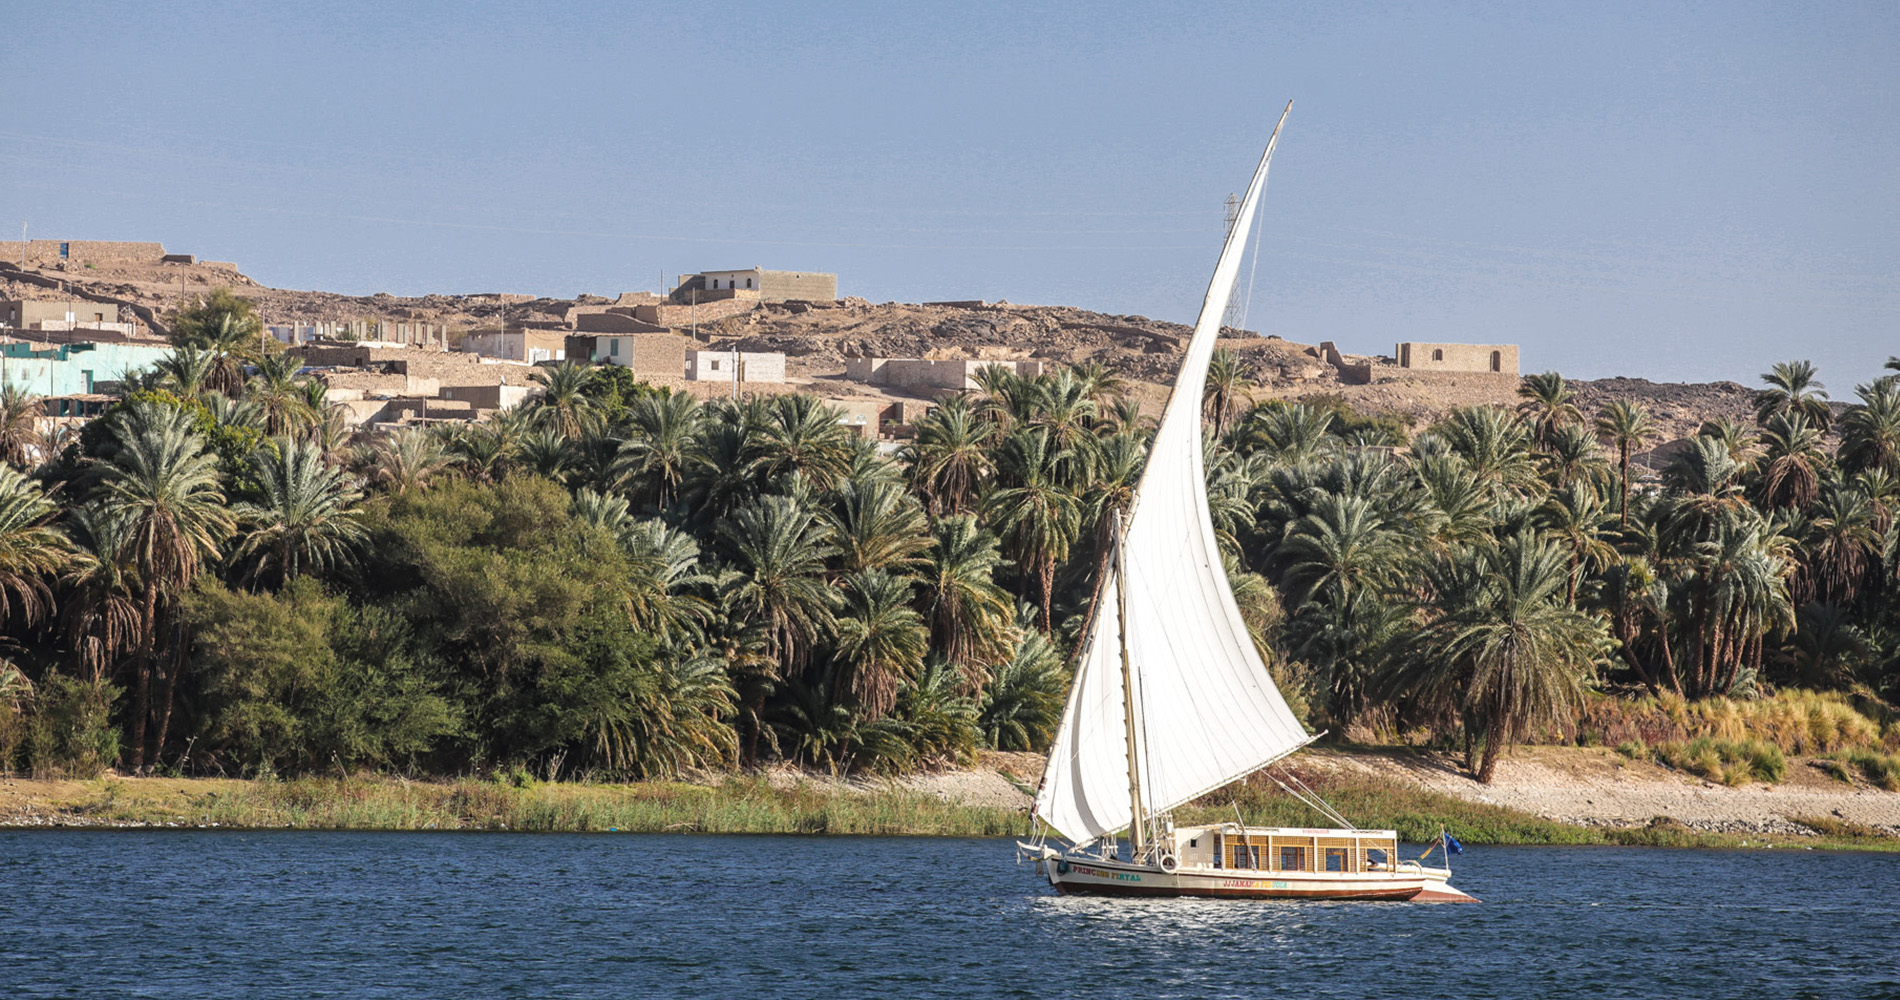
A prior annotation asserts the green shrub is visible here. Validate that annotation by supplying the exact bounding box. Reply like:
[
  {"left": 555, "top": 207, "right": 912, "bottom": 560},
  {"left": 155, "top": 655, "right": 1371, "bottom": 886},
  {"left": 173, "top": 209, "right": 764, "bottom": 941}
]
[{"left": 23, "top": 672, "right": 121, "bottom": 778}]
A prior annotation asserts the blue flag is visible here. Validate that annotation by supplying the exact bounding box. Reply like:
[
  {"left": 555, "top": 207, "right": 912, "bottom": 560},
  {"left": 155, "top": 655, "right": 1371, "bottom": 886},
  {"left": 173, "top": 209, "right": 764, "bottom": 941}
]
[{"left": 1442, "top": 832, "right": 1465, "bottom": 856}]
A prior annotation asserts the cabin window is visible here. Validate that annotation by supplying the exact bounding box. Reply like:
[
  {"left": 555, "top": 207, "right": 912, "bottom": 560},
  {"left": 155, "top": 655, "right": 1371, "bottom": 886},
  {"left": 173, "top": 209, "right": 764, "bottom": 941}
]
[
  {"left": 1188, "top": 838, "right": 1198, "bottom": 848},
  {"left": 1231, "top": 845, "right": 1261, "bottom": 870},
  {"left": 1367, "top": 848, "right": 1388, "bottom": 866},
  {"left": 1325, "top": 848, "right": 1348, "bottom": 872},
  {"left": 1279, "top": 846, "right": 1305, "bottom": 872}
]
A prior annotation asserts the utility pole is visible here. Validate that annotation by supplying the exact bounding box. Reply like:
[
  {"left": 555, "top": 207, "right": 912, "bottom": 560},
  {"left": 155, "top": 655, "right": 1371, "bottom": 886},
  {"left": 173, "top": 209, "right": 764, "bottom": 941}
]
[{"left": 18, "top": 222, "right": 25, "bottom": 268}]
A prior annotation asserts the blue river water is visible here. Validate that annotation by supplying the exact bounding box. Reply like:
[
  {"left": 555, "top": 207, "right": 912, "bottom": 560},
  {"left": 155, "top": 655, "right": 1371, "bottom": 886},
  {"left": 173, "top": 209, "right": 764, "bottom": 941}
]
[{"left": 2, "top": 830, "right": 1896, "bottom": 999}]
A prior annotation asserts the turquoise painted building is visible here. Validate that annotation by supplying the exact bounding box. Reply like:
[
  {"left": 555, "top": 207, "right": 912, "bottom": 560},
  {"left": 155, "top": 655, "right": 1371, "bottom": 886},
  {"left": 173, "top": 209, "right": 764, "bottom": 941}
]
[{"left": 0, "top": 341, "right": 172, "bottom": 397}]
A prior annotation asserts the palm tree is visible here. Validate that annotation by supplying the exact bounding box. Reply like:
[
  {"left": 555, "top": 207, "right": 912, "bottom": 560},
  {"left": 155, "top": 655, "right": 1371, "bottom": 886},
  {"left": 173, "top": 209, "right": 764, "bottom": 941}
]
[
  {"left": 612, "top": 390, "right": 701, "bottom": 508},
  {"left": 1754, "top": 360, "right": 1831, "bottom": 429},
  {"left": 904, "top": 395, "right": 993, "bottom": 514},
  {"left": 247, "top": 352, "right": 316, "bottom": 437},
  {"left": 1275, "top": 493, "right": 1406, "bottom": 607},
  {"left": 918, "top": 514, "right": 1016, "bottom": 684},
  {"left": 1692, "top": 417, "right": 1758, "bottom": 467},
  {"left": 1204, "top": 348, "right": 1254, "bottom": 440},
  {"left": 529, "top": 361, "right": 599, "bottom": 440},
  {"left": 0, "top": 465, "right": 77, "bottom": 628},
  {"left": 754, "top": 395, "right": 854, "bottom": 491},
  {"left": 514, "top": 427, "right": 572, "bottom": 481},
  {"left": 832, "top": 569, "right": 929, "bottom": 718},
  {"left": 1839, "top": 378, "right": 1900, "bottom": 475},
  {"left": 1592, "top": 399, "right": 1653, "bottom": 525},
  {"left": 1069, "top": 360, "right": 1129, "bottom": 407},
  {"left": 151, "top": 349, "right": 218, "bottom": 397},
  {"left": 1433, "top": 407, "right": 1541, "bottom": 497},
  {"left": 232, "top": 439, "right": 368, "bottom": 587},
  {"left": 59, "top": 504, "right": 140, "bottom": 683},
  {"left": 0, "top": 384, "right": 45, "bottom": 469},
  {"left": 97, "top": 402, "right": 235, "bottom": 769},
  {"left": 982, "top": 430, "right": 1083, "bottom": 631},
  {"left": 1757, "top": 411, "right": 1828, "bottom": 510},
  {"left": 978, "top": 616, "right": 1068, "bottom": 751},
  {"left": 167, "top": 289, "right": 266, "bottom": 394},
  {"left": 1395, "top": 533, "right": 1604, "bottom": 782},
  {"left": 358, "top": 426, "right": 451, "bottom": 494},
  {"left": 826, "top": 478, "right": 930, "bottom": 574},
  {"left": 1028, "top": 369, "right": 1100, "bottom": 485},
  {"left": 1539, "top": 424, "right": 1608, "bottom": 489},
  {"left": 683, "top": 408, "right": 762, "bottom": 519},
  {"left": 1239, "top": 402, "right": 1335, "bottom": 462},
  {"left": 1536, "top": 481, "right": 1616, "bottom": 605},
  {"left": 1517, "top": 372, "right": 1581, "bottom": 448},
  {"left": 717, "top": 494, "right": 839, "bottom": 759},
  {"left": 1802, "top": 487, "right": 1882, "bottom": 604}
]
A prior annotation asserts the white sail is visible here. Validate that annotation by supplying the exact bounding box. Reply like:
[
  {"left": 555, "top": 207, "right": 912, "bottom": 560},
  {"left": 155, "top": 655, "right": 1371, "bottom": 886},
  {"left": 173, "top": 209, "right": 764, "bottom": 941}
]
[{"left": 1035, "top": 105, "right": 1308, "bottom": 847}]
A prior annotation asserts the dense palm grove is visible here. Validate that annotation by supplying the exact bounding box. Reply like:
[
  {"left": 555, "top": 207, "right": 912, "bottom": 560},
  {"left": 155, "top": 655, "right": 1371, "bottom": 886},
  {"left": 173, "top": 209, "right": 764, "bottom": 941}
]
[{"left": 1, "top": 291, "right": 1898, "bottom": 785}]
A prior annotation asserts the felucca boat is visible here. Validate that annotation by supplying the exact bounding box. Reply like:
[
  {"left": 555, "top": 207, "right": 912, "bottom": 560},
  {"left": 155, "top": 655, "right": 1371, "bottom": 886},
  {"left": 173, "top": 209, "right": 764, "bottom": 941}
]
[{"left": 1018, "top": 104, "right": 1475, "bottom": 902}]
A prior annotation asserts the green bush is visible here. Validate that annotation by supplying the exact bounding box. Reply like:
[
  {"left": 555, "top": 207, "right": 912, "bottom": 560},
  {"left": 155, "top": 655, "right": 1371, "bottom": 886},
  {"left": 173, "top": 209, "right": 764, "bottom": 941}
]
[
  {"left": 23, "top": 672, "right": 121, "bottom": 778},
  {"left": 185, "top": 577, "right": 460, "bottom": 776}
]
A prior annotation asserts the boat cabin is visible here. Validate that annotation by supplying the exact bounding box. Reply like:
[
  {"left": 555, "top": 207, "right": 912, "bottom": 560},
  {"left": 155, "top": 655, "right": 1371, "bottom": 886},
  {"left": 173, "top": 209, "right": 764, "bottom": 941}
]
[{"left": 1170, "top": 825, "right": 1400, "bottom": 874}]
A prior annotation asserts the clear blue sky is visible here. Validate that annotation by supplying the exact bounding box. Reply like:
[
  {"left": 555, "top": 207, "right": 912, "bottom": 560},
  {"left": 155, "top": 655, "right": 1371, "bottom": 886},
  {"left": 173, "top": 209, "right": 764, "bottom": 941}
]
[{"left": 5, "top": 1, "right": 1896, "bottom": 384}]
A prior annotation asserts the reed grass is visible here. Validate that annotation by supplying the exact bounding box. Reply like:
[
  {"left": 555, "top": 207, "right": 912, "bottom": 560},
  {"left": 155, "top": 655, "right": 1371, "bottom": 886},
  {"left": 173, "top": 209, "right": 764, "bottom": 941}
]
[
  {"left": 8, "top": 767, "right": 1896, "bottom": 852},
  {"left": 1646, "top": 737, "right": 1787, "bottom": 786},
  {"left": 1578, "top": 690, "right": 1896, "bottom": 756},
  {"left": 61, "top": 775, "right": 1035, "bottom": 837}
]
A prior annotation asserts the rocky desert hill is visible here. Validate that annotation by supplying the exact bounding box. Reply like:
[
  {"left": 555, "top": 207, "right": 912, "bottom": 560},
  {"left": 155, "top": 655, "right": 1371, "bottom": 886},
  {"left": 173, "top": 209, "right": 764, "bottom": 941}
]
[{"left": 3, "top": 254, "right": 1767, "bottom": 441}]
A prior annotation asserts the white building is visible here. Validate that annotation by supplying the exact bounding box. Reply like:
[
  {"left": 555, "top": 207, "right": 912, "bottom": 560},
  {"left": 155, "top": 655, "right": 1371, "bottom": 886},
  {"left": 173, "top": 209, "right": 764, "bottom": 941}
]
[
  {"left": 687, "top": 350, "right": 786, "bottom": 383},
  {"left": 461, "top": 330, "right": 566, "bottom": 364}
]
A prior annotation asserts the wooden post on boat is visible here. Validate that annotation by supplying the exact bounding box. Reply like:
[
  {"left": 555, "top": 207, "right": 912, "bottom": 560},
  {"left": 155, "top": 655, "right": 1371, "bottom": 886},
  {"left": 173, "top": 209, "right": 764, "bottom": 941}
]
[{"left": 1115, "top": 512, "right": 1145, "bottom": 858}]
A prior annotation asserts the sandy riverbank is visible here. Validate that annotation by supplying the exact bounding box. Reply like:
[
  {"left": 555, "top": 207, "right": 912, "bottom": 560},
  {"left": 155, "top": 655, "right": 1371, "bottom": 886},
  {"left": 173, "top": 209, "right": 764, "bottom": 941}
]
[
  {"left": 885, "top": 747, "right": 1900, "bottom": 839},
  {"left": 4, "top": 747, "right": 1897, "bottom": 844}
]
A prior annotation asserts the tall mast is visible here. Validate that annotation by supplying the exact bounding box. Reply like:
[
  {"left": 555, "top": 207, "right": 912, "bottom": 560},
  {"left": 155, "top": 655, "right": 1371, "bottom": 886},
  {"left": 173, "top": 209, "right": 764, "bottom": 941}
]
[{"left": 1115, "top": 511, "right": 1144, "bottom": 856}]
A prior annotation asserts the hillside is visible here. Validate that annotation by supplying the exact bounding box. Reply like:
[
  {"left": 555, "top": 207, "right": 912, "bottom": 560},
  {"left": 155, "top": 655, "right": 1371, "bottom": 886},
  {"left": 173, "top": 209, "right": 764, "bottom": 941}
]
[{"left": 5, "top": 254, "right": 1765, "bottom": 435}]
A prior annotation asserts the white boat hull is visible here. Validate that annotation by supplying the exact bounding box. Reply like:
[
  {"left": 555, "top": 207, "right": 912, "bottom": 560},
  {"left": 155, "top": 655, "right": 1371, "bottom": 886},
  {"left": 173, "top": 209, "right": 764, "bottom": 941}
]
[{"left": 1040, "top": 855, "right": 1477, "bottom": 902}]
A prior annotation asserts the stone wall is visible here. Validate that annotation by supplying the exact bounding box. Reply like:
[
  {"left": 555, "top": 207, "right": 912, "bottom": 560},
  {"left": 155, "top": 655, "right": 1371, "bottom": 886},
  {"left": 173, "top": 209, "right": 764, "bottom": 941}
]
[
  {"left": 320, "top": 372, "right": 441, "bottom": 397},
  {"left": 1394, "top": 342, "right": 1519, "bottom": 376},
  {"left": 2, "top": 240, "right": 167, "bottom": 266},
  {"left": 440, "top": 384, "right": 534, "bottom": 410},
  {"left": 844, "top": 357, "right": 1043, "bottom": 391},
  {"left": 1319, "top": 341, "right": 1374, "bottom": 385},
  {"left": 636, "top": 295, "right": 759, "bottom": 328},
  {"left": 575, "top": 312, "right": 670, "bottom": 334},
  {"left": 760, "top": 270, "right": 838, "bottom": 302}
]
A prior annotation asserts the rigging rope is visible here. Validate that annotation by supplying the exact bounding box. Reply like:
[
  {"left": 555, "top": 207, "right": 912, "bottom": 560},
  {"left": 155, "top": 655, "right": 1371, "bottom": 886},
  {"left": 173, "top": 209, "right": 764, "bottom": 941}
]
[{"left": 1265, "top": 766, "right": 1355, "bottom": 830}]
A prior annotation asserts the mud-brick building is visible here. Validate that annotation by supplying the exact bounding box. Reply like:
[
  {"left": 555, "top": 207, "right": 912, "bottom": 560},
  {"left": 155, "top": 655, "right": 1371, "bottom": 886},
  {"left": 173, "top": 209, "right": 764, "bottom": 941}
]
[
  {"left": 1393, "top": 342, "right": 1518, "bottom": 376},
  {"left": 679, "top": 268, "right": 837, "bottom": 303}
]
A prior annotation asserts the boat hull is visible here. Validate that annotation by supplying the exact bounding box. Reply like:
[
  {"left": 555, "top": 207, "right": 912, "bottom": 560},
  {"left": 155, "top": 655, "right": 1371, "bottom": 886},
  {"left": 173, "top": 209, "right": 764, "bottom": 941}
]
[{"left": 1043, "top": 856, "right": 1475, "bottom": 902}]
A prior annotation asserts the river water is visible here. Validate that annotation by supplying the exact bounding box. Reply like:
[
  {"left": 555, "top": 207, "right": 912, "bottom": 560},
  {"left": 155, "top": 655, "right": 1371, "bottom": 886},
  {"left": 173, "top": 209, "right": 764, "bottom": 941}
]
[{"left": 2, "top": 831, "right": 1894, "bottom": 998}]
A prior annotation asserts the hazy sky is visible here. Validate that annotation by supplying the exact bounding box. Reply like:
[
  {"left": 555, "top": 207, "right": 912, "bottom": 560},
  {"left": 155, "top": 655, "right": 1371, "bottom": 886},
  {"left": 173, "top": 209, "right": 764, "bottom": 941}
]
[{"left": 5, "top": 1, "right": 1896, "bottom": 385}]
